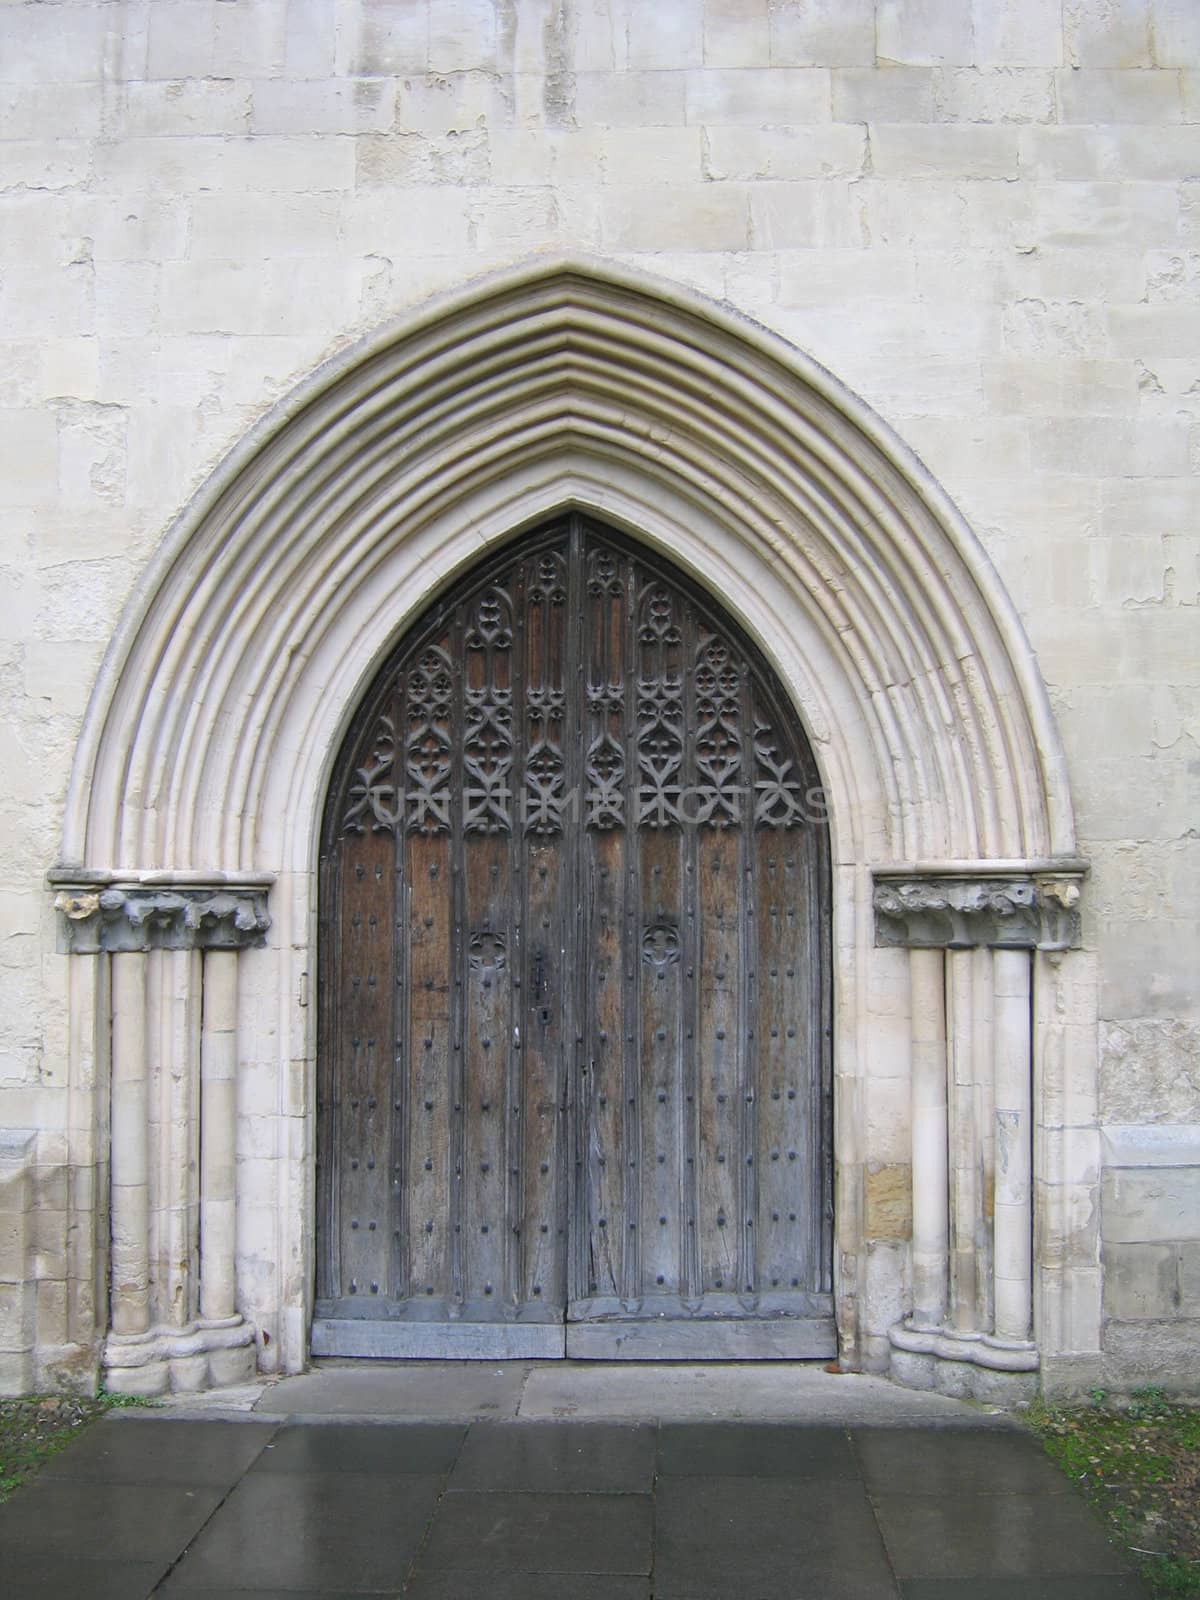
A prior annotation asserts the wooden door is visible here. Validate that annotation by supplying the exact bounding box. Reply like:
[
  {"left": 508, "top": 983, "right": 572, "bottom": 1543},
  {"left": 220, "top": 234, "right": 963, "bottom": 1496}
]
[{"left": 313, "top": 516, "right": 833, "bottom": 1359}]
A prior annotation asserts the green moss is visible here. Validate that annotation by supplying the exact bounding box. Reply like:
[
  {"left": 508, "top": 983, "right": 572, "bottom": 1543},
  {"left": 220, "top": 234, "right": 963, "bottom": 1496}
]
[
  {"left": 1028, "top": 1389, "right": 1200, "bottom": 1600},
  {"left": 0, "top": 1393, "right": 154, "bottom": 1503}
]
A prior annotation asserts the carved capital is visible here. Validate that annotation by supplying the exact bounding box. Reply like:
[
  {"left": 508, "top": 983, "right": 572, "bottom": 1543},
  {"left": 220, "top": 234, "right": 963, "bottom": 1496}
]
[
  {"left": 51, "top": 878, "right": 272, "bottom": 954},
  {"left": 873, "top": 871, "right": 1083, "bottom": 951}
]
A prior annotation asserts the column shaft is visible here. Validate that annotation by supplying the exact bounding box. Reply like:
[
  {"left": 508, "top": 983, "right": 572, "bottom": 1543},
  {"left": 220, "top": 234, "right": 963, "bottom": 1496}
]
[
  {"left": 993, "top": 949, "right": 1033, "bottom": 1342},
  {"left": 110, "top": 952, "right": 150, "bottom": 1337},
  {"left": 199, "top": 950, "right": 239, "bottom": 1321},
  {"left": 909, "top": 948, "right": 949, "bottom": 1329}
]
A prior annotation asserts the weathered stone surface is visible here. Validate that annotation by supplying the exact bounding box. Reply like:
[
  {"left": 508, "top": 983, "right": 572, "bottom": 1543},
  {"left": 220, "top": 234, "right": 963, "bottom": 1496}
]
[
  {"left": 1101, "top": 1021, "right": 1200, "bottom": 1123},
  {"left": 864, "top": 1163, "right": 913, "bottom": 1241},
  {"left": 1102, "top": 1318, "right": 1200, "bottom": 1391},
  {"left": 1103, "top": 1240, "right": 1182, "bottom": 1319},
  {"left": 1102, "top": 1167, "right": 1200, "bottom": 1243}
]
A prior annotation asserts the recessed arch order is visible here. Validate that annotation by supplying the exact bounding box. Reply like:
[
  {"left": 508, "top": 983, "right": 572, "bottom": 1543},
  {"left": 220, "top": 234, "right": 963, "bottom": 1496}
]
[
  {"left": 62, "top": 257, "right": 1074, "bottom": 882},
  {"left": 53, "top": 259, "right": 1088, "bottom": 1392}
]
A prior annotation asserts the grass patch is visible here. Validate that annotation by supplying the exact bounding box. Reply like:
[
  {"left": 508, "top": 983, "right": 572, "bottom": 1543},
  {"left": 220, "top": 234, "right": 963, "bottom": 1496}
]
[
  {"left": 1028, "top": 1386, "right": 1200, "bottom": 1599},
  {"left": 0, "top": 1393, "right": 152, "bottom": 1503}
]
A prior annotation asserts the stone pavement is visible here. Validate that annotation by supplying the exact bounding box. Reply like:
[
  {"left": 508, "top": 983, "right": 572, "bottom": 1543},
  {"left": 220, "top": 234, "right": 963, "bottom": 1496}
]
[{"left": 0, "top": 1364, "right": 1146, "bottom": 1599}]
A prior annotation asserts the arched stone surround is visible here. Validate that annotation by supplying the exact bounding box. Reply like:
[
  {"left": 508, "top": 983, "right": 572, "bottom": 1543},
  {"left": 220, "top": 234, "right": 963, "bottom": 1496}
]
[{"left": 49, "top": 260, "right": 1095, "bottom": 1397}]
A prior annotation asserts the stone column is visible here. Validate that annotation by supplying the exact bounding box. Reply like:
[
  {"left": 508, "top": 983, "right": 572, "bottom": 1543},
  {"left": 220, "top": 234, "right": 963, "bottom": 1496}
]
[
  {"left": 993, "top": 949, "right": 1033, "bottom": 1343},
  {"left": 109, "top": 951, "right": 150, "bottom": 1338},
  {"left": 875, "top": 866, "right": 1084, "bottom": 1401},
  {"left": 50, "top": 874, "right": 271, "bottom": 1394},
  {"left": 909, "top": 948, "right": 948, "bottom": 1329},
  {"left": 200, "top": 950, "right": 239, "bottom": 1322}
]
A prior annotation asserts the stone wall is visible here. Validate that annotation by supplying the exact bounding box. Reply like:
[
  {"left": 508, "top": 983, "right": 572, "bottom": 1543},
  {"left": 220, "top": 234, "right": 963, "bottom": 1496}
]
[{"left": 0, "top": 0, "right": 1197, "bottom": 1394}]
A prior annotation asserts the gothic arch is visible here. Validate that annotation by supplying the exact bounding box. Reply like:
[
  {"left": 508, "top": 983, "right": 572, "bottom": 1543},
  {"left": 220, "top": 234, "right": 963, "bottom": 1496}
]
[{"left": 51, "top": 260, "right": 1091, "bottom": 1395}]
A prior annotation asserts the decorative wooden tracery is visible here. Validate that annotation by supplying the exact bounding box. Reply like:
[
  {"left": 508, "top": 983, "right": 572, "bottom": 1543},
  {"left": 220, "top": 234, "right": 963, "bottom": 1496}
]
[{"left": 315, "top": 515, "right": 833, "bottom": 1358}]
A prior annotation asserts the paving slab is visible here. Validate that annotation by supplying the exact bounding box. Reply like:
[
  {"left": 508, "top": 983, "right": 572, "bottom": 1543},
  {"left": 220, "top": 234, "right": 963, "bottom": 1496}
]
[
  {"left": 0, "top": 1477, "right": 225, "bottom": 1564},
  {"left": 2, "top": 1552, "right": 169, "bottom": 1600},
  {"left": 155, "top": 1471, "right": 442, "bottom": 1594},
  {"left": 249, "top": 1358, "right": 534, "bottom": 1419},
  {"left": 451, "top": 1420, "right": 656, "bottom": 1493},
  {"left": 252, "top": 1419, "right": 464, "bottom": 1475},
  {"left": 658, "top": 1420, "right": 858, "bottom": 1479},
  {"left": 42, "top": 1416, "right": 277, "bottom": 1486},
  {"left": 654, "top": 1476, "right": 896, "bottom": 1599},
  {"left": 873, "top": 1490, "right": 1135, "bottom": 1581},
  {"left": 416, "top": 1487, "right": 653, "bottom": 1575},
  {"left": 514, "top": 1361, "right": 1013, "bottom": 1424}
]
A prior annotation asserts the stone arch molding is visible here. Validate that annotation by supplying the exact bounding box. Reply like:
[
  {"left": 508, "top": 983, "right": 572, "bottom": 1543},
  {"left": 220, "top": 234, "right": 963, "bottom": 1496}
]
[{"left": 50, "top": 260, "right": 1092, "bottom": 1397}]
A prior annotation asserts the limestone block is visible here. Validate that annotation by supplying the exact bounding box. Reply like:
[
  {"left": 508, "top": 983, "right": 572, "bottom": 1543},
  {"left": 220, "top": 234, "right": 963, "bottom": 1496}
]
[
  {"left": 158, "top": 259, "right": 365, "bottom": 338},
  {"left": 1097, "top": 919, "right": 1198, "bottom": 1019},
  {"left": 1065, "top": 0, "right": 1153, "bottom": 69},
  {"left": 93, "top": 133, "right": 354, "bottom": 194},
  {"left": 350, "top": 0, "right": 429, "bottom": 76},
  {"left": 1033, "top": 417, "right": 1191, "bottom": 478},
  {"left": 626, "top": 3, "right": 704, "bottom": 69},
  {"left": 748, "top": 180, "right": 863, "bottom": 247},
  {"left": 864, "top": 1163, "right": 912, "bottom": 1240},
  {"left": 573, "top": 70, "right": 688, "bottom": 127},
  {"left": 53, "top": 399, "right": 128, "bottom": 508},
  {"left": 833, "top": 65, "right": 934, "bottom": 122},
  {"left": 870, "top": 124, "right": 1020, "bottom": 178},
  {"left": 284, "top": 0, "right": 337, "bottom": 78},
  {"left": 1102, "top": 1317, "right": 1200, "bottom": 1389},
  {"left": 767, "top": 0, "right": 875, "bottom": 68},
  {"left": 1041, "top": 1126, "right": 1102, "bottom": 1188},
  {"left": 0, "top": 139, "right": 92, "bottom": 192},
  {"left": 1152, "top": 0, "right": 1200, "bottom": 66},
  {"left": 1179, "top": 1242, "right": 1200, "bottom": 1311},
  {"left": 252, "top": 77, "right": 396, "bottom": 136},
  {"left": 189, "top": 192, "right": 342, "bottom": 260},
  {"left": 473, "top": 189, "right": 561, "bottom": 250},
  {"left": 1029, "top": 178, "right": 1180, "bottom": 248},
  {"left": 703, "top": 124, "right": 866, "bottom": 180},
  {"left": 1104, "top": 1240, "right": 1181, "bottom": 1319},
  {"left": 1103, "top": 1167, "right": 1200, "bottom": 1244},
  {"left": 603, "top": 128, "right": 704, "bottom": 185},
  {"left": 1101, "top": 1022, "right": 1200, "bottom": 1121},
  {"left": 1108, "top": 304, "right": 1200, "bottom": 357},
  {"left": 396, "top": 70, "right": 512, "bottom": 134},
  {"left": 1058, "top": 68, "right": 1182, "bottom": 123},
  {"left": 71, "top": 196, "right": 189, "bottom": 265},
  {"left": 1039, "top": 1262, "right": 1103, "bottom": 1355},
  {"left": 866, "top": 1079, "right": 913, "bottom": 1165},
  {"left": 357, "top": 130, "right": 490, "bottom": 185},
  {"left": 877, "top": 0, "right": 974, "bottom": 67},
  {"left": 973, "top": 0, "right": 1065, "bottom": 67},
  {"left": 211, "top": 0, "right": 288, "bottom": 76},
  {"left": 702, "top": 0, "right": 771, "bottom": 69},
  {"left": 0, "top": 83, "right": 103, "bottom": 140},
  {"left": 0, "top": 1, "right": 110, "bottom": 86},
  {"left": 601, "top": 183, "right": 749, "bottom": 251},
  {"left": 684, "top": 67, "right": 831, "bottom": 125},
  {"left": 114, "top": 79, "right": 252, "bottom": 139},
  {"left": 934, "top": 67, "right": 1056, "bottom": 122},
  {"left": 356, "top": 188, "right": 481, "bottom": 258},
  {"left": 0, "top": 411, "right": 58, "bottom": 506},
  {"left": 428, "top": 0, "right": 501, "bottom": 75},
  {"left": 1001, "top": 246, "right": 1145, "bottom": 305}
]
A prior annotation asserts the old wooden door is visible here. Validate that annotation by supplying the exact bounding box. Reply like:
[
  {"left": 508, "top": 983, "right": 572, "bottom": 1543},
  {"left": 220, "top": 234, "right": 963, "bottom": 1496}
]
[{"left": 313, "top": 515, "right": 833, "bottom": 1359}]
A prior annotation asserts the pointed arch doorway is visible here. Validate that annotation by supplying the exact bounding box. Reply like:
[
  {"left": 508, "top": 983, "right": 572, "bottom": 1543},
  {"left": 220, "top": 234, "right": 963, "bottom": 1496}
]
[{"left": 314, "top": 513, "right": 834, "bottom": 1359}]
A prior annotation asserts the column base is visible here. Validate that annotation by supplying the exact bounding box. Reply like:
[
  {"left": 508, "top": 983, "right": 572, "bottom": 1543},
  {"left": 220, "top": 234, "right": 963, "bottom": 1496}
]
[
  {"left": 888, "top": 1320, "right": 1040, "bottom": 1405},
  {"left": 103, "top": 1315, "right": 257, "bottom": 1397}
]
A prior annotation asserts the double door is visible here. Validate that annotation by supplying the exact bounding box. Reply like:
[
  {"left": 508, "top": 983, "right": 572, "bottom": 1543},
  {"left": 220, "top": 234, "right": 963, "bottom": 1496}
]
[{"left": 314, "top": 516, "right": 833, "bottom": 1358}]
